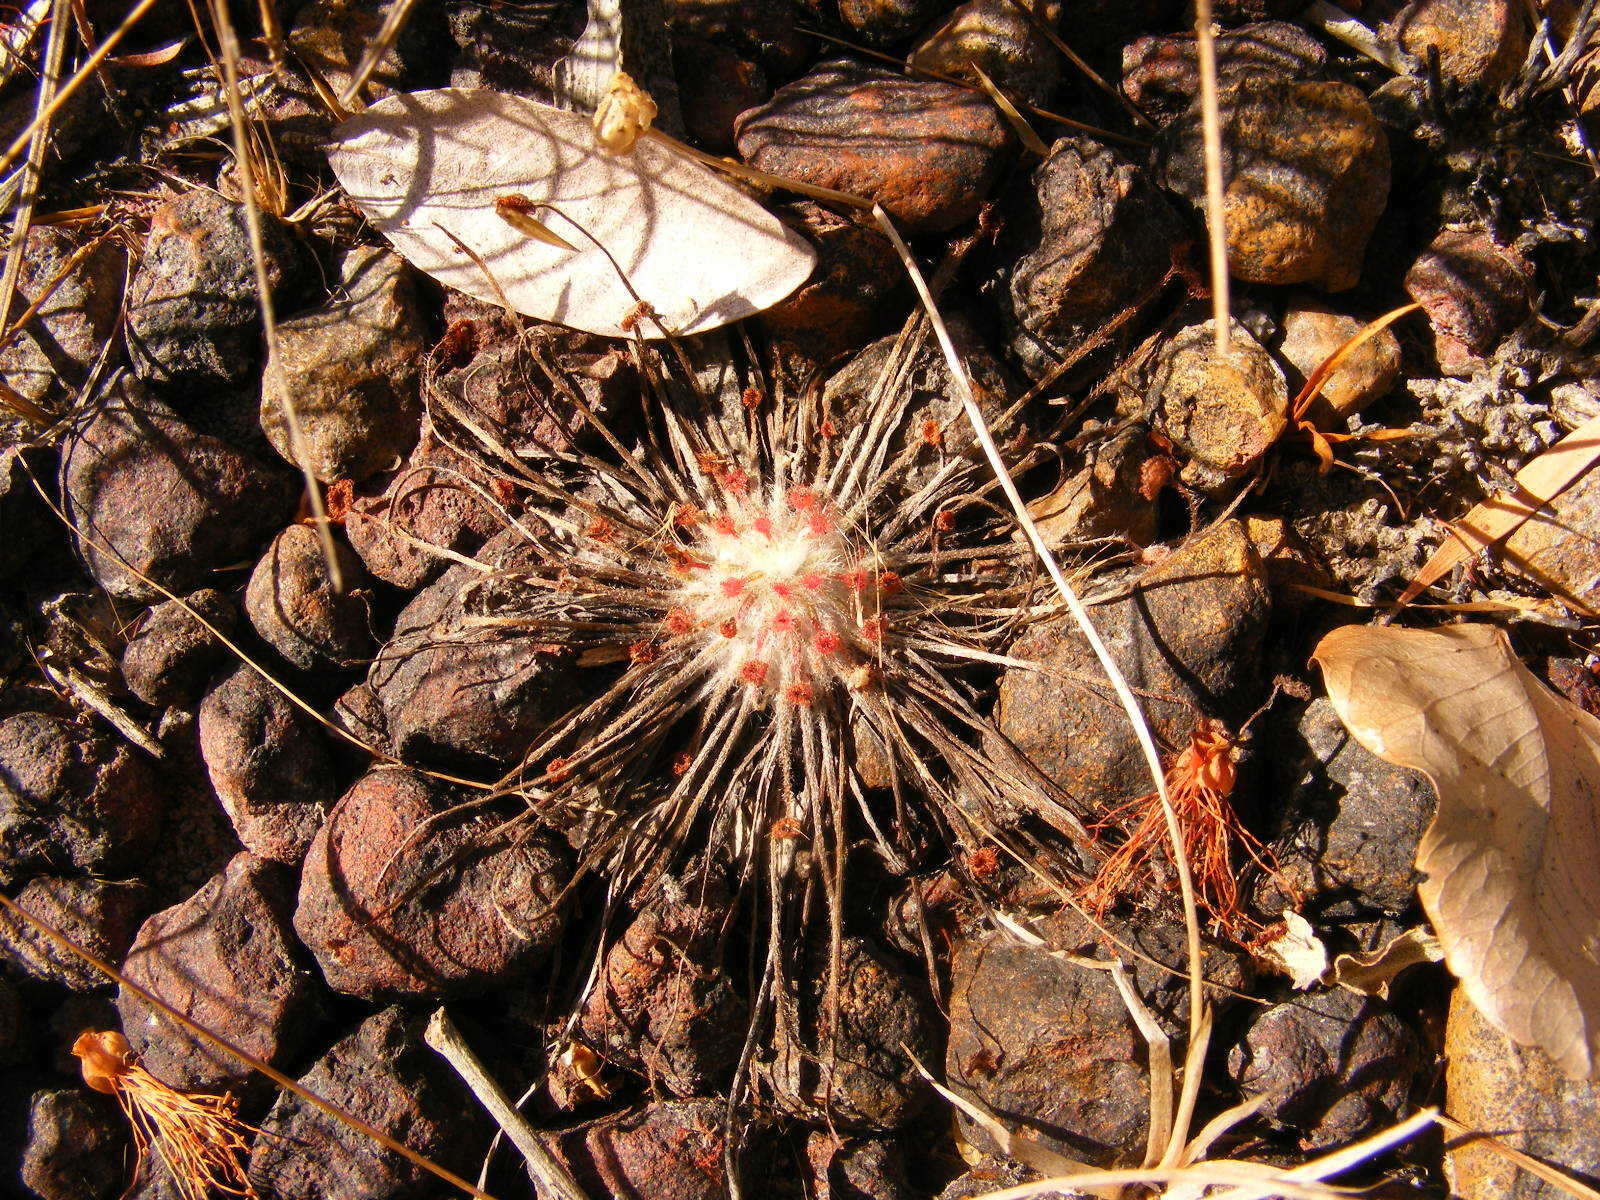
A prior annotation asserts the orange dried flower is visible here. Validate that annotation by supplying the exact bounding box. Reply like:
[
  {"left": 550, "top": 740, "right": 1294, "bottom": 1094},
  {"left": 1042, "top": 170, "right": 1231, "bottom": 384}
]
[
  {"left": 72, "top": 1030, "right": 258, "bottom": 1200},
  {"left": 1081, "top": 721, "right": 1294, "bottom": 938}
]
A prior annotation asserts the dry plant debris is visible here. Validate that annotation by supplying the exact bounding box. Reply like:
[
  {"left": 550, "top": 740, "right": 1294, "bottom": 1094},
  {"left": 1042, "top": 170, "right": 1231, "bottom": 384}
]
[
  {"left": 326, "top": 88, "right": 817, "bottom": 337},
  {"left": 71, "top": 1028, "right": 258, "bottom": 1200},
  {"left": 1316, "top": 622, "right": 1600, "bottom": 1080}
]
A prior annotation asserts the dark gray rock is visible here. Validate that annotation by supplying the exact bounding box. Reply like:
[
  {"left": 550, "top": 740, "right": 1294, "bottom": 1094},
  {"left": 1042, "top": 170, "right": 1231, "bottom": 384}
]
[
  {"left": 0, "top": 712, "right": 163, "bottom": 886},
  {"left": 0, "top": 875, "right": 148, "bottom": 992},
  {"left": 125, "top": 190, "right": 308, "bottom": 392},
  {"left": 1264, "top": 698, "right": 1434, "bottom": 919},
  {"left": 19, "top": 1089, "right": 126, "bottom": 1200},
  {"left": 198, "top": 663, "right": 336, "bottom": 865},
  {"left": 248, "top": 1007, "right": 489, "bottom": 1200},
  {"left": 1227, "top": 987, "right": 1423, "bottom": 1149},
  {"left": 993, "top": 136, "right": 1185, "bottom": 381},
  {"left": 764, "top": 936, "right": 938, "bottom": 1132},
  {"left": 367, "top": 524, "right": 584, "bottom": 770}
]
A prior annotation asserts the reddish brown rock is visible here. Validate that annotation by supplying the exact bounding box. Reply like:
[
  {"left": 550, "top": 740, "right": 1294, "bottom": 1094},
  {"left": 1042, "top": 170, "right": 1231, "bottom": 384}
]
[
  {"left": 117, "top": 853, "right": 322, "bottom": 1091},
  {"left": 555, "top": 1098, "right": 740, "bottom": 1200},
  {"left": 0, "top": 876, "right": 147, "bottom": 992},
  {"left": 997, "top": 136, "right": 1185, "bottom": 379},
  {"left": 1404, "top": 227, "right": 1533, "bottom": 376},
  {"left": 1160, "top": 79, "right": 1390, "bottom": 291},
  {"left": 119, "top": 589, "right": 238, "bottom": 707},
  {"left": 260, "top": 246, "right": 428, "bottom": 484},
  {"left": 908, "top": 0, "right": 1064, "bottom": 107},
  {"left": 294, "top": 767, "right": 569, "bottom": 997},
  {"left": 198, "top": 663, "right": 336, "bottom": 865},
  {"left": 1228, "top": 988, "right": 1423, "bottom": 1149},
  {"left": 579, "top": 875, "right": 746, "bottom": 1096},
  {"left": 763, "top": 936, "right": 937, "bottom": 1131},
  {"left": 1277, "top": 299, "right": 1402, "bottom": 425},
  {"left": 59, "top": 381, "right": 298, "bottom": 600},
  {"left": 735, "top": 60, "right": 1010, "bottom": 233},
  {"left": 948, "top": 909, "right": 1243, "bottom": 1165},
  {"left": 1122, "top": 21, "right": 1325, "bottom": 120},
  {"left": 763, "top": 201, "right": 906, "bottom": 365},
  {"left": 1389, "top": 0, "right": 1529, "bottom": 89},
  {"left": 0, "top": 227, "right": 125, "bottom": 410},
  {"left": 248, "top": 1007, "right": 487, "bottom": 1200},
  {"left": 244, "top": 524, "right": 374, "bottom": 671},
  {"left": 996, "top": 521, "right": 1271, "bottom": 810},
  {"left": 0, "top": 713, "right": 164, "bottom": 886}
]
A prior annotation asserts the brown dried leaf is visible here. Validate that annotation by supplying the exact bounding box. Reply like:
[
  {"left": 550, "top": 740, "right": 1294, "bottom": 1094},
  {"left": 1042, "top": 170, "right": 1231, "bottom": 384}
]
[
  {"left": 1396, "top": 414, "right": 1600, "bottom": 608},
  {"left": 1314, "top": 622, "right": 1600, "bottom": 1079},
  {"left": 326, "top": 89, "right": 816, "bottom": 339}
]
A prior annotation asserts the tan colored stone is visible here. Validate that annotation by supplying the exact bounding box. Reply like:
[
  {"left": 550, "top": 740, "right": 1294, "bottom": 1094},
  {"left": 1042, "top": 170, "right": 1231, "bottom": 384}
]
[{"left": 1279, "top": 300, "right": 1402, "bottom": 425}]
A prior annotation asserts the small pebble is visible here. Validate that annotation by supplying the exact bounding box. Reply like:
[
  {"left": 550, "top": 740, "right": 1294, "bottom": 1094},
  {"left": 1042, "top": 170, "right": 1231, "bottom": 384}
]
[
  {"left": 1404, "top": 227, "right": 1533, "bottom": 377},
  {"left": 908, "top": 0, "right": 1065, "bottom": 107},
  {"left": 368, "top": 524, "right": 588, "bottom": 769},
  {"left": 556, "top": 1098, "right": 745, "bottom": 1200},
  {"left": 806, "top": 1133, "right": 917, "bottom": 1200},
  {"left": 1277, "top": 299, "right": 1402, "bottom": 425},
  {"left": 1160, "top": 79, "right": 1390, "bottom": 291},
  {"left": 0, "top": 228, "right": 125, "bottom": 410},
  {"left": 244, "top": 524, "right": 374, "bottom": 671},
  {"left": 1388, "top": 0, "right": 1529, "bottom": 90},
  {"left": 763, "top": 201, "right": 906, "bottom": 366},
  {"left": 1148, "top": 318, "right": 1289, "bottom": 490},
  {"left": 117, "top": 852, "right": 322, "bottom": 1091},
  {"left": 1263, "top": 698, "right": 1434, "bottom": 919},
  {"left": 735, "top": 60, "right": 1011, "bottom": 233},
  {"left": 260, "top": 246, "right": 428, "bottom": 484},
  {"left": 294, "top": 767, "right": 570, "bottom": 997},
  {"left": 837, "top": 0, "right": 948, "bottom": 47},
  {"left": 198, "top": 663, "right": 336, "bottom": 865},
  {"left": 119, "top": 589, "right": 238, "bottom": 708},
  {"left": 1123, "top": 21, "right": 1326, "bottom": 122},
  {"left": 675, "top": 36, "right": 769, "bottom": 153}
]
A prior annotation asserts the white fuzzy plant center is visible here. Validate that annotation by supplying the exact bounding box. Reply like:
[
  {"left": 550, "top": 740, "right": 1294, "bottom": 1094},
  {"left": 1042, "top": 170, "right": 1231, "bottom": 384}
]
[{"left": 669, "top": 486, "right": 897, "bottom": 708}]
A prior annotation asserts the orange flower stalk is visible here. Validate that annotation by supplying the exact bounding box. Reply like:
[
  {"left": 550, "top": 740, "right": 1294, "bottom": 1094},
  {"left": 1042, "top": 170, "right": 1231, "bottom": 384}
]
[
  {"left": 1081, "top": 721, "right": 1294, "bottom": 938},
  {"left": 72, "top": 1030, "right": 259, "bottom": 1200}
]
